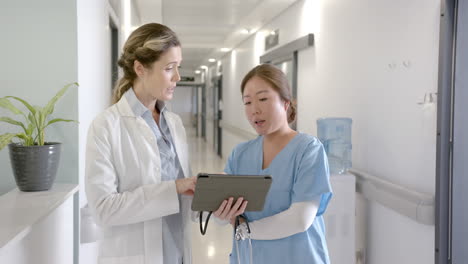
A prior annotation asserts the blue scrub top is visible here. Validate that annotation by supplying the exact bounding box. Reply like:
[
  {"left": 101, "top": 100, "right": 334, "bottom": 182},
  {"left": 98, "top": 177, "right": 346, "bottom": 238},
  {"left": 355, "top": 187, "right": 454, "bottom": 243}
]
[{"left": 224, "top": 133, "right": 333, "bottom": 264}]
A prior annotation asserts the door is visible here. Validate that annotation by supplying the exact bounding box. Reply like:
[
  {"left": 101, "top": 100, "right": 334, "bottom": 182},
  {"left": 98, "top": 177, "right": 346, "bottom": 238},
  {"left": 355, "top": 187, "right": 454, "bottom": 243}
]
[
  {"left": 271, "top": 52, "right": 298, "bottom": 130},
  {"left": 109, "top": 17, "right": 118, "bottom": 91},
  {"left": 212, "top": 76, "right": 223, "bottom": 157},
  {"left": 451, "top": 0, "right": 468, "bottom": 262},
  {"left": 201, "top": 84, "right": 206, "bottom": 139},
  {"left": 217, "top": 76, "right": 223, "bottom": 157},
  {"left": 436, "top": 0, "right": 468, "bottom": 263}
]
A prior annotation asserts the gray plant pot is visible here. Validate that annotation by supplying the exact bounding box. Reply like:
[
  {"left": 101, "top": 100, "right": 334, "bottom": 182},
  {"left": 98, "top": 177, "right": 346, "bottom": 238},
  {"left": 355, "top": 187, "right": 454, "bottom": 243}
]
[{"left": 8, "top": 142, "right": 61, "bottom": 192}]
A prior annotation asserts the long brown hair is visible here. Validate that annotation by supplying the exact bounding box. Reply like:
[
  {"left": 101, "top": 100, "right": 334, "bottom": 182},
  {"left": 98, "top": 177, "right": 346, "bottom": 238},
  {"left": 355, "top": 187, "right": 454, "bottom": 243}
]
[
  {"left": 112, "top": 23, "right": 181, "bottom": 104},
  {"left": 240, "top": 64, "right": 297, "bottom": 123}
]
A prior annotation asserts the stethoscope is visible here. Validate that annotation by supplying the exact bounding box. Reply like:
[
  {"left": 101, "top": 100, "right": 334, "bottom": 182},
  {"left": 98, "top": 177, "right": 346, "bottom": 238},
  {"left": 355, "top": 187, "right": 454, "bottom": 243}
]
[
  {"left": 199, "top": 212, "right": 254, "bottom": 264},
  {"left": 234, "top": 215, "right": 253, "bottom": 264}
]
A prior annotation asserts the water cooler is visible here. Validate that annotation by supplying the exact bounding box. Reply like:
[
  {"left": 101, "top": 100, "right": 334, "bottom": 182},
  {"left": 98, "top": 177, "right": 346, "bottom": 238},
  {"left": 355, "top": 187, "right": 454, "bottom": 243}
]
[{"left": 317, "top": 118, "right": 356, "bottom": 264}]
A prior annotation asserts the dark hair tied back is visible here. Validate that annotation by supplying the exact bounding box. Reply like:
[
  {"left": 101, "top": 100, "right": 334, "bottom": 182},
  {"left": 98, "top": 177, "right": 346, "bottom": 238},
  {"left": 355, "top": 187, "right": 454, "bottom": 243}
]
[{"left": 241, "top": 64, "right": 297, "bottom": 123}]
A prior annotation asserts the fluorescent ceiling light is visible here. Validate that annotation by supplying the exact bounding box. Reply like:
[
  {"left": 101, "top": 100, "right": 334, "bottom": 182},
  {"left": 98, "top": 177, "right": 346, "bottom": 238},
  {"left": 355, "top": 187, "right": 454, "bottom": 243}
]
[{"left": 208, "top": 58, "right": 216, "bottom": 62}]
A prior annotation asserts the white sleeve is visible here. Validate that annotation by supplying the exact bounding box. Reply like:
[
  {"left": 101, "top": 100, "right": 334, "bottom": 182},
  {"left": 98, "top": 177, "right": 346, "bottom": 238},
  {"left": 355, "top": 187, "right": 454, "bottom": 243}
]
[
  {"left": 85, "top": 120, "right": 180, "bottom": 227},
  {"left": 248, "top": 200, "right": 319, "bottom": 240}
]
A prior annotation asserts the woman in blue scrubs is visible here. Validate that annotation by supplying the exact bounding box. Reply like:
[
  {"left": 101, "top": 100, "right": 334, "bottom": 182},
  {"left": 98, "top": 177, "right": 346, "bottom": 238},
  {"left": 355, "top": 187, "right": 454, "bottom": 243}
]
[{"left": 215, "top": 64, "right": 333, "bottom": 264}]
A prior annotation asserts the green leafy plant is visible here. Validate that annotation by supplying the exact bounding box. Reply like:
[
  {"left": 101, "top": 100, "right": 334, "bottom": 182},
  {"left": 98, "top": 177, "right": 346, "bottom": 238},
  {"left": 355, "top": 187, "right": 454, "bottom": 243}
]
[{"left": 0, "top": 82, "right": 78, "bottom": 150}]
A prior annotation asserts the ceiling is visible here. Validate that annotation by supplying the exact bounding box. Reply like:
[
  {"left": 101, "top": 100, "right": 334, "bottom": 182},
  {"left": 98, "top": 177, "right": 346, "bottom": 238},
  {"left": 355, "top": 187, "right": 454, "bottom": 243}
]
[{"left": 134, "top": 0, "right": 298, "bottom": 74}]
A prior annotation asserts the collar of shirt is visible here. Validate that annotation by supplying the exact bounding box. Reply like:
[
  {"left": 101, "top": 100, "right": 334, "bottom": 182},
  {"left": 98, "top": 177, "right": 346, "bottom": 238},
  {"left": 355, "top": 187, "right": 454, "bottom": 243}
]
[
  {"left": 124, "top": 88, "right": 172, "bottom": 148},
  {"left": 124, "top": 88, "right": 167, "bottom": 117},
  {"left": 124, "top": 87, "right": 175, "bottom": 159}
]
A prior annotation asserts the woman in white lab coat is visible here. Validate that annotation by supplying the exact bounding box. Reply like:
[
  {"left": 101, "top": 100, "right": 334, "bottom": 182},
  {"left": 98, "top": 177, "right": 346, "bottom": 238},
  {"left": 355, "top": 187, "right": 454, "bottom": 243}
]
[{"left": 85, "top": 23, "right": 197, "bottom": 264}]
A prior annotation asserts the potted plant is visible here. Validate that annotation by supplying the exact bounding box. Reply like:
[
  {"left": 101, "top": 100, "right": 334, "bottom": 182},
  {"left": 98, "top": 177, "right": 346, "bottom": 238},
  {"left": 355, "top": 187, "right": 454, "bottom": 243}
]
[{"left": 0, "top": 82, "right": 78, "bottom": 191}]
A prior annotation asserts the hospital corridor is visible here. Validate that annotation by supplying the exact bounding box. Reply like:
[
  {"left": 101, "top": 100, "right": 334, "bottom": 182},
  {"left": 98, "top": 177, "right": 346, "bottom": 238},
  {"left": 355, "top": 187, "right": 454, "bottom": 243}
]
[
  {"left": 1, "top": 0, "right": 467, "bottom": 264},
  {"left": 186, "top": 128, "right": 234, "bottom": 264}
]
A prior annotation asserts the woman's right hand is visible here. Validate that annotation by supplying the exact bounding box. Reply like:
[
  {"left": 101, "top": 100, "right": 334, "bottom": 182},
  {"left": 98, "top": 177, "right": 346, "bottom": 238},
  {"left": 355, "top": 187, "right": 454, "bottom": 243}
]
[
  {"left": 213, "top": 197, "right": 248, "bottom": 224},
  {"left": 175, "top": 176, "right": 197, "bottom": 196}
]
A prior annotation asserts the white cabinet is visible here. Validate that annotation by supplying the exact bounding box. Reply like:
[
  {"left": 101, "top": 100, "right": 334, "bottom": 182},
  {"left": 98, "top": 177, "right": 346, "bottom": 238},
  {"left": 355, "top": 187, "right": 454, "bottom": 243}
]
[
  {"left": 325, "top": 174, "right": 356, "bottom": 264},
  {"left": 0, "top": 184, "right": 78, "bottom": 264}
]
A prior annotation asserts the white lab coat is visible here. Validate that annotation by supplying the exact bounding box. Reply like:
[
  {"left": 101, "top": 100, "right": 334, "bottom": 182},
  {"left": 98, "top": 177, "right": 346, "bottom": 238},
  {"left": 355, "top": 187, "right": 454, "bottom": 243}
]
[{"left": 85, "top": 95, "right": 193, "bottom": 264}]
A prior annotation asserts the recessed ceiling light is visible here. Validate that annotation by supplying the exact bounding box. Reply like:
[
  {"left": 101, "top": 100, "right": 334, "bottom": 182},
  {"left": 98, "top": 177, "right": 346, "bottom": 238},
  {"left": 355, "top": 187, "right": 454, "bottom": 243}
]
[
  {"left": 208, "top": 58, "right": 216, "bottom": 62},
  {"left": 200, "top": 65, "right": 208, "bottom": 70},
  {"left": 194, "top": 70, "right": 201, "bottom": 74},
  {"left": 220, "top": 48, "right": 230, "bottom": 52}
]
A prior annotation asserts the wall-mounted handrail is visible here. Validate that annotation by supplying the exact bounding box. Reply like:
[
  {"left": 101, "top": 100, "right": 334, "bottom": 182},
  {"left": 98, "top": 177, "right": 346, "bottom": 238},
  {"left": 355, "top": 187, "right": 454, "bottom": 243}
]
[
  {"left": 348, "top": 168, "right": 435, "bottom": 226},
  {"left": 219, "top": 121, "right": 257, "bottom": 140}
]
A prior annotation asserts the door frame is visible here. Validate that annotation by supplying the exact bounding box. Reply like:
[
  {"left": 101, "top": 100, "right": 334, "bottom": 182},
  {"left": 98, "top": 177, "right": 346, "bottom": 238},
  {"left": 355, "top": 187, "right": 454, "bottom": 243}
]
[
  {"left": 212, "top": 75, "right": 223, "bottom": 157},
  {"left": 436, "top": 0, "right": 468, "bottom": 263}
]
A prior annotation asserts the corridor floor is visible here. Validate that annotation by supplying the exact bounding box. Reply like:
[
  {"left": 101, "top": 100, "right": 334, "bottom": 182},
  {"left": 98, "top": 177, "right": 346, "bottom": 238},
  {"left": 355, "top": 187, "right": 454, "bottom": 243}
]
[{"left": 187, "top": 128, "right": 233, "bottom": 264}]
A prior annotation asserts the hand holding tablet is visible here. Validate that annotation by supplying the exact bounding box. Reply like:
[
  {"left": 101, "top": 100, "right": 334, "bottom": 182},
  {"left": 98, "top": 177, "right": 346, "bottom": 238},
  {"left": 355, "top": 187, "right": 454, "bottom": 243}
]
[
  {"left": 191, "top": 173, "right": 272, "bottom": 212},
  {"left": 213, "top": 196, "right": 248, "bottom": 223}
]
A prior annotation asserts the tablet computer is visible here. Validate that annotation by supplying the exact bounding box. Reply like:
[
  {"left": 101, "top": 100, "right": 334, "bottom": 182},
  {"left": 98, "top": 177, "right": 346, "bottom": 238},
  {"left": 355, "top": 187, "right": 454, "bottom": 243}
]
[{"left": 191, "top": 173, "right": 273, "bottom": 212}]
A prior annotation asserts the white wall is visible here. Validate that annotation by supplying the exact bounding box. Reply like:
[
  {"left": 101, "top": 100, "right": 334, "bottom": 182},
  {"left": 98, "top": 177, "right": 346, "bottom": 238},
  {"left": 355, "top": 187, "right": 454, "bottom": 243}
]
[
  {"left": 77, "top": 0, "right": 113, "bottom": 211},
  {"left": 295, "top": 1, "right": 438, "bottom": 263},
  {"left": 0, "top": 195, "right": 75, "bottom": 264},
  {"left": 77, "top": 0, "right": 142, "bottom": 263},
  {"left": 0, "top": 0, "right": 79, "bottom": 195},
  {"left": 219, "top": 0, "right": 439, "bottom": 263},
  {"left": 219, "top": 46, "right": 260, "bottom": 158},
  {"left": 77, "top": 1, "right": 113, "bottom": 263},
  {"left": 171, "top": 86, "right": 193, "bottom": 126}
]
